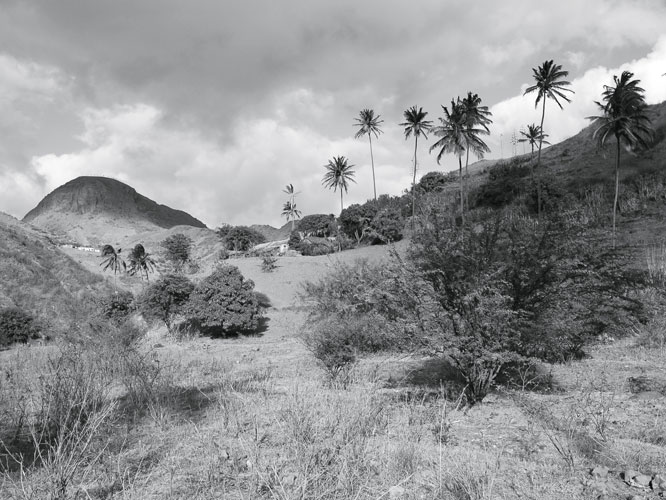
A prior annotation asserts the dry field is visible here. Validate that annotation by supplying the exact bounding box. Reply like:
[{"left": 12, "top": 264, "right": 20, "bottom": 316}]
[{"left": 2, "top": 242, "right": 666, "bottom": 500}]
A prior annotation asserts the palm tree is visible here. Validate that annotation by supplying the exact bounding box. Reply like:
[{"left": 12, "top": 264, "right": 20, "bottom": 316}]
[
  {"left": 282, "top": 201, "right": 302, "bottom": 231},
  {"left": 518, "top": 124, "right": 550, "bottom": 157},
  {"left": 460, "top": 92, "right": 492, "bottom": 209},
  {"left": 100, "top": 244, "right": 125, "bottom": 289},
  {"left": 354, "top": 109, "right": 383, "bottom": 201},
  {"left": 588, "top": 71, "right": 654, "bottom": 246},
  {"left": 524, "top": 60, "right": 574, "bottom": 216},
  {"left": 400, "top": 106, "right": 433, "bottom": 227},
  {"left": 322, "top": 156, "right": 356, "bottom": 213},
  {"left": 430, "top": 100, "right": 467, "bottom": 224},
  {"left": 128, "top": 243, "right": 156, "bottom": 281}
]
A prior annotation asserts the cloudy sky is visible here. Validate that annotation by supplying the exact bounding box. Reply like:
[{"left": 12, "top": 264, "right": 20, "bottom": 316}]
[{"left": 1, "top": 1, "right": 665, "bottom": 228}]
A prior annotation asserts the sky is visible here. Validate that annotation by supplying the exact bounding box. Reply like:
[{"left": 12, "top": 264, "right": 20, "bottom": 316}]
[{"left": 1, "top": 0, "right": 666, "bottom": 228}]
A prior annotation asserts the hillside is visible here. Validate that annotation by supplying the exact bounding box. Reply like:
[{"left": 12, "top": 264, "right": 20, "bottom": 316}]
[
  {"left": 465, "top": 100, "right": 666, "bottom": 188},
  {"left": 23, "top": 176, "right": 207, "bottom": 245},
  {"left": 0, "top": 213, "right": 111, "bottom": 335}
]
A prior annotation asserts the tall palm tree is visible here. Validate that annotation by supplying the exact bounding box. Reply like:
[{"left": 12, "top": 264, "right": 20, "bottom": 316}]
[
  {"left": 322, "top": 156, "right": 356, "bottom": 213},
  {"left": 354, "top": 109, "right": 383, "bottom": 201},
  {"left": 460, "top": 92, "right": 492, "bottom": 209},
  {"left": 282, "top": 201, "right": 302, "bottom": 231},
  {"left": 128, "top": 243, "right": 156, "bottom": 281},
  {"left": 100, "top": 244, "right": 125, "bottom": 289},
  {"left": 518, "top": 124, "right": 550, "bottom": 157},
  {"left": 524, "top": 60, "right": 574, "bottom": 216},
  {"left": 588, "top": 71, "right": 654, "bottom": 246},
  {"left": 430, "top": 100, "right": 467, "bottom": 224},
  {"left": 400, "top": 106, "right": 433, "bottom": 227}
]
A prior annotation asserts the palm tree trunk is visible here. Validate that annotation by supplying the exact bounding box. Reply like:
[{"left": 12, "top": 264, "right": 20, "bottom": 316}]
[
  {"left": 465, "top": 148, "right": 470, "bottom": 211},
  {"left": 613, "top": 136, "right": 620, "bottom": 248},
  {"left": 369, "top": 134, "right": 377, "bottom": 201},
  {"left": 459, "top": 156, "right": 464, "bottom": 226},
  {"left": 411, "top": 135, "right": 418, "bottom": 230},
  {"left": 340, "top": 190, "right": 344, "bottom": 214},
  {"left": 536, "top": 99, "right": 547, "bottom": 219},
  {"left": 291, "top": 218, "right": 295, "bottom": 231}
]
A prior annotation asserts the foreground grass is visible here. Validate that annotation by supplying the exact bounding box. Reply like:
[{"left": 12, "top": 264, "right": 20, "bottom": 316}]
[{"left": 2, "top": 319, "right": 665, "bottom": 500}]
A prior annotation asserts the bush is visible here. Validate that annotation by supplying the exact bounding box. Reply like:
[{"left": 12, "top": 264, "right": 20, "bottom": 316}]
[
  {"left": 96, "top": 290, "right": 135, "bottom": 322},
  {"left": 297, "top": 214, "right": 337, "bottom": 237},
  {"left": 139, "top": 274, "right": 195, "bottom": 331},
  {"left": 417, "top": 171, "right": 455, "bottom": 193},
  {"left": 221, "top": 226, "right": 266, "bottom": 252},
  {"left": 0, "top": 307, "right": 40, "bottom": 346},
  {"left": 339, "top": 203, "right": 378, "bottom": 243},
  {"left": 473, "top": 161, "right": 531, "bottom": 209},
  {"left": 368, "top": 207, "right": 404, "bottom": 243},
  {"left": 295, "top": 237, "right": 336, "bottom": 256},
  {"left": 186, "top": 265, "right": 262, "bottom": 335},
  {"left": 288, "top": 230, "right": 301, "bottom": 248},
  {"left": 261, "top": 254, "right": 278, "bottom": 272},
  {"left": 160, "top": 233, "right": 194, "bottom": 272}
]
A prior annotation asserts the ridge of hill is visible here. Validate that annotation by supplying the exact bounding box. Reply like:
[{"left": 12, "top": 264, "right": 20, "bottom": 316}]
[{"left": 23, "top": 176, "right": 207, "bottom": 246}]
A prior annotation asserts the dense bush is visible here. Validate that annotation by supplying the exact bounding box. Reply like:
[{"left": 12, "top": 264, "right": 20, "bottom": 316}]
[
  {"left": 96, "top": 290, "right": 135, "bottom": 322},
  {"left": 339, "top": 200, "right": 405, "bottom": 244},
  {"left": 416, "top": 171, "right": 456, "bottom": 193},
  {"left": 368, "top": 207, "right": 404, "bottom": 243},
  {"left": 139, "top": 274, "right": 195, "bottom": 331},
  {"left": 295, "top": 237, "right": 336, "bottom": 256},
  {"left": 186, "top": 265, "right": 262, "bottom": 335},
  {"left": 0, "top": 307, "right": 40, "bottom": 346},
  {"left": 473, "top": 161, "right": 531, "bottom": 209},
  {"left": 339, "top": 203, "right": 378, "bottom": 243},
  {"left": 160, "top": 233, "right": 194, "bottom": 272},
  {"left": 297, "top": 214, "right": 337, "bottom": 237},
  {"left": 221, "top": 226, "right": 266, "bottom": 251}
]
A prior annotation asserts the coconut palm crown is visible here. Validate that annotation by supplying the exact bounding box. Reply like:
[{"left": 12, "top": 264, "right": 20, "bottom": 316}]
[{"left": 322, "top": 155, "right": 356, "bottom": 213}]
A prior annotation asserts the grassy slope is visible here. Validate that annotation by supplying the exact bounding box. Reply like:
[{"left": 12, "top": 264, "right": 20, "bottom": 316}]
[{"left": 0, "top": 213, "right": 110, "bottom": 335}]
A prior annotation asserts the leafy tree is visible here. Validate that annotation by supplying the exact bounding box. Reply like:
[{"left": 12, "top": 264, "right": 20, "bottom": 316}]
[
  {"left": 524, "top": 60, "right": 574, "bottom": 216},
  {"left": 588, "top": 71, "right": 654, "bottom": 246},
  {"left": 128, "top": 244, "right": 156, "bottom": 281},
  {"left": 222, "top": 226, "right": 266, "bottom": 251},
  {"left": 186, "top": 266, "right": 261, "bottom": 335},
  {"left": 161, "top": 233, "right": 193, "bottom": 272},
  {"left": 400, "top": 106, "right": 433, "bottom": 226},
  {"left": 354, "top": 109, "right": 383, "bottom": 201},
  {"left": 322, "top": 156, "right": 356, "bottom": 213},
  {"left": 416, "top": 171, "right": 454, "bottom": 193},
  {"left": 139, "top": 274, "right": 194, "bottom": 331},
  {"left": 339, "top": 203, "right": 378, "bottom": 243},
  {"left": 281, "top": 201, "right": 302, "bottom": 231},
  {"left": 460, "top": 92, "right": 492, "bottom": 209},
  {"left": 0, "top": 307, "right": 40, "bottom": 346},
  {"left": 298, "top": 214, "right": 336, "bottom": 237}
]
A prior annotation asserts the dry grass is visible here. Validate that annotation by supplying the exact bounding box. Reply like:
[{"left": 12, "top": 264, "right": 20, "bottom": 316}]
[{"left": 2, "top": 243, "right": 666, "bottom": 499}]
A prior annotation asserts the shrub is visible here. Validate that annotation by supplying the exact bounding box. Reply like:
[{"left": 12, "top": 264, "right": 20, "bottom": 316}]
[
  {"left": 297, "top": 214, "right": 337, "bottom": 237},
  {"left": 368, "top": 207, "right": 404, "bottom": 243},
  {"left": 288, "top": 230, "right": 301, "bottom": 248},
  {"left": 417, "top": 171, "right": 455, "bottom": 193},
  {"left": 473, "top": 161, "right": 531, "bottom": 209},
  {"left": 186, "top": 265, "right": 261, "bottom": 335},
  {"left": 160, "top": 233, "right": 194, "bottom": 272},
  {"left": 339, "top": 203, "right": 378, "bottom": 243},
  {"left": 221, "top": 226, "right": 266, "bottom": 251},
  {"left": 95, "top": 290, "right": 135, "bottom": 324},
  {"left": 139, "top": 274, "right": 195, "bottom": 331},
  {"left": 261, "top": 254, "right": 278, "bottom": 272},
  {"left": 295, "top": 237, "right": 336, "bottom": 256},
  {"left": 0, "top": 307, "right": 40, "bottom": 346}
]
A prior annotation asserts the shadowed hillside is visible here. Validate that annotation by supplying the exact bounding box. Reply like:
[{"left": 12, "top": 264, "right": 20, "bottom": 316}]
[{"left": 23, "top": 176, "right": 207, "bottom": 245}]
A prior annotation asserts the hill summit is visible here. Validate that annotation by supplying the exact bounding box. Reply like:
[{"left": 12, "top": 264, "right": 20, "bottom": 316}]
[{"left": 23, "top": 176, "right": 206, "bottom": 245}]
